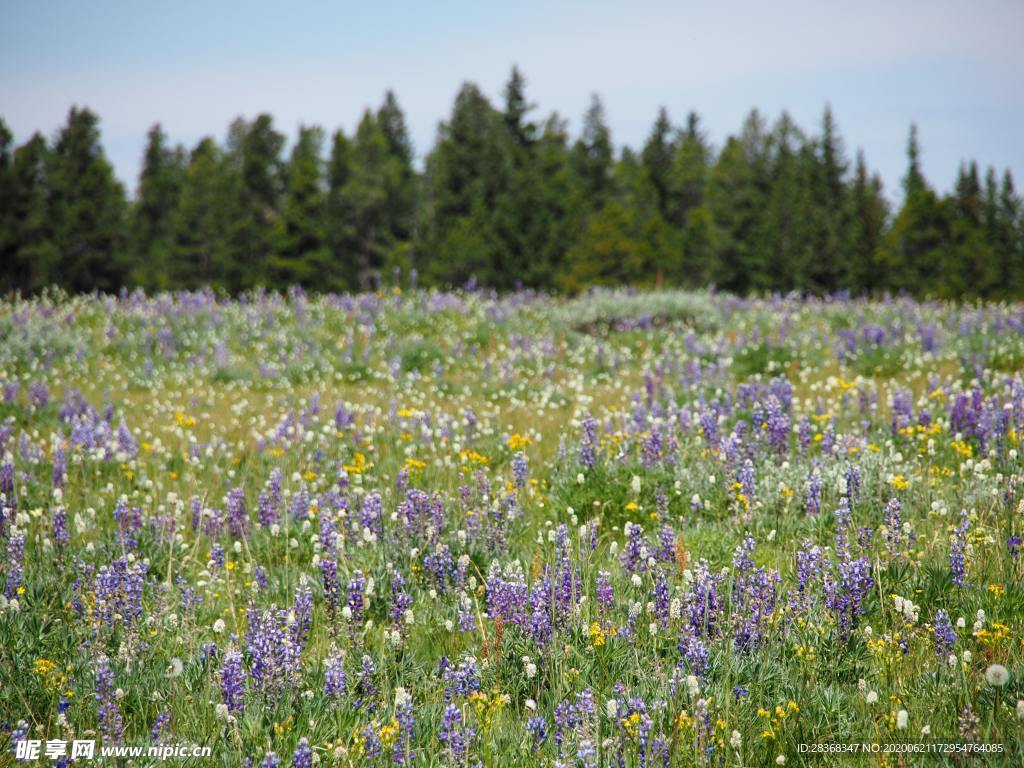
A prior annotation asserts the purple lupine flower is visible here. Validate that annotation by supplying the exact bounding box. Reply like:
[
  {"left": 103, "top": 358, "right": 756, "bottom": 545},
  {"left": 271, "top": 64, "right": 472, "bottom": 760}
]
[
  {"left": 116, "top": 421, "right": 138, "bottom": 458},
  {"left": 361, "top": 722, "right": 383, "bottom": 759},
  {"left": 95, "top": 656, "right": 124, "bottom": 745},
  {"left": 346, "top": 570, "right": 366, "bottom": 628},
  {"left": 933, "top": 609, "right": 957, "bottom": 656},
  {"left": 290, "top": 586, "right": 313, "bottom": 649},
  {"left": 389, "top": 569, "right": 413, "bottom": 632},
  {"left": 528, "top": 575, "right": 553, "bottom": 646},
  {"left": 52, "top": 507, "right": 70, "bottom": 548},
  {"left": 825, "top": 556, "right": 873, "bottom": 640},
  {"left": 151, "top": 709, "right": 171, "bottom": 744},
  {"left": 354, "top": 654, "right": 377, "bottom": 711},
  {"left": 261, "top": 753, "right": 280, "bottom": 768},
  {"left": 226, "top": 487, "right": 249, "bottom": 538},
  {"left": 209, "top": 543, "right": 225, "bottom": 569},
  {"left": 112, "top": 497, "right": 143, "bottom": 548},
  {"left": 245, "top": 603, "right": 299, "bottom": 697},
  {"left": 360, "top": 492, "right": 383, "bottom": 541},
  {"left": 324, "top": 646, "right": 346, "bottom": 700},
  {"left": 526, "top": 715, "right": 548, "bottom": 749},
  {"left": 220, "top": 648, "right": 246, "bottom": 714},
  {"left": 4, "top": 531, "right": 25, "bottom": 598},
  {"left": 844, "top": 464, "right": 861, "bottom": 509},
  {"left": 257, "top": 468, "right": 282, "bottom": 527},
  {"left": 512, "top": 451, "right": 528, "bottom": 489},
  {"left": 289, "top": 485, "right": 309, "bottom": 521},
  {"left": 28, "top": 382, "right": 50, "bottom": 410},
  {"left": 653, "top": 569, "right": 670, "bottom": 629},
  {"left": 320, "top": 558, "right": 341, "bottom": 616},
  {"left": 679, "top": 633, "right": 709, "bottom": 678},
  {"left": 643, "top": 429, "right": 663, "bottom": 466},
  {"left": 596, "top": 571, "right": 614, "bottom": 614},
  {"left": 688, "top": 561, "right": 724, "bottom": 639},
  {"left": 805, "top": 471, "right": 822, "bottom": 516},
  {"left": 738, "top": 459, "right": 756, "bottom": 506},
  {"left": 949, "top": 510, "right": 970, "bottom": 586},
  {"left": 580, "top": 415, "right": 598, "bottom": 469},
  {"left": 700, "top": 408, "right": 719, "bottom": 450},
  {"left": 439, "top": 703, "right": 472, "bottom": 759},
  {"left": 52, "top": 444, "right": 66, "bottom": 488},
  {"left": 442, "top": 657, "right": 480, "bottom": 702},
  {"left": 392, "top": 700, "right": 416, "bottom": 765},
  {"left": 423, "top": 544, "right": 454, "bottom": 593},
  {"left": 92, "top": 556, "right": 148, "bottom": 630},
  {"left": 884, "top": 497, "right": 902, "bottom": 557},
  {"left": 621, "top": 522, "right": 647, "bottom": 575},
  {"left": 1009, "top": 535, "right": 1022, "bottom": 559},
  {"left": 290, "top": 738, "right": 311, "bottom": 768},
  {"left": 791, "top": 540, "right": 825, "bottom": 613}
]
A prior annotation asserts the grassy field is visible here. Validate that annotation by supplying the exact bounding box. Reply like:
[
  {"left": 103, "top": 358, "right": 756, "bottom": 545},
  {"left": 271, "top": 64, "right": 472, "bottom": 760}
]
[{"left": 1, "top": 287, "right": 1023, "bottom": 767}]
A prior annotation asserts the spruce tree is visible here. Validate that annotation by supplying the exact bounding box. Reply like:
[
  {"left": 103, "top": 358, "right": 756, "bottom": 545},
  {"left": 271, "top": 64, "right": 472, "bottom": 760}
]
[
  {"left": 47, "top": 107, "right": 129, "bottom": 292},
  {"left": 571, "top": 95, "right": 614, "bottom": 211},
  {"left": 132, "top": 124, "right": 186, "bottom": 290},
  {"left": 270, "top": 125, "right": 330, "bottom": 288}
]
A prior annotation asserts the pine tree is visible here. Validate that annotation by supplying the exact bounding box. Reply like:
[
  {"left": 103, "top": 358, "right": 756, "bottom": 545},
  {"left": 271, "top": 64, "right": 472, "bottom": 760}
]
[
  {"left": 706, "top": 110, "right": 770, "bottom": 292},
  {"left": 421, "top": 83, "right": 511, "bottom": 286},
  {"left": 169, "top": 138, "right": 231, "bottom": 289},
  {"left": 47, "top": 107, "right": 129, "bottom": 292},
  {"left": 998, "top": 172, "right": 1022, "bottom": 296},
  {"left": 571, "top": 95, "right": 614, "bottom": 211},
  {"left": 641, "top": 107, "right": 675, "bottom": 220},
  {"left": 944, "top": 162, "right": 995, "bottom": 298},
  {"left": 847, "top": 151, "right": 888, "bottom": 294},
  {"left": 667, "top": 111, "right": 711, "bottom": 229},
  {"left": 339, "top": 111, "right": 402, "bottom": 289},
  {"left": 221, "top": 114, "right": 285, "bottom": 291},
  {"left": 132, "top": 124, "right": 186, "bottom": 290},
  {"left": 2, "top": 131, "right": 57, "bottom": 293},
  {"left": 806, "top": 106, "right": 850, "bottom": 292},
  {"left": 877, "top": 124, "right": 948, "bottom": 295},
  {"left": 0, "top": 118, "right": 15, "bottom": 292},
  {"left": 270, "top": 126, "right": 330, "bottom": 288},
  {"left": 376, "top": 91, "right": 416, "bottom": 254},
  {"left": 325, "top": 129, "right": 357, "bottom": 290}
]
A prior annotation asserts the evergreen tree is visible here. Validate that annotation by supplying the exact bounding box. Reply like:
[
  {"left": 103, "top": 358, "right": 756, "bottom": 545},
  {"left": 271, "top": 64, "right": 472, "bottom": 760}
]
[
  {"left": 640, "top": 107, "right": 675, "bottom": 220},
  {"left": 132, "top": 124, "right": 186, "bottom": 290},
  {"left": 877, "top": 124, "right": 948, "bottom": 294},
  {"left": 169, "top": 138, "right": 231, "bottom": 289},
  {"left": 847, "top": 151, "right": 888, "bottom": 294},
  {"left": 667, "top": 111, "right": 711, "bottom": 229},
  {"left": 325, "top": 129, "right": 357, "bottom": 290},
  {"left": 47, "top": 107, "right": 129, "bottom": 292},
  {"left": 270, "top": 125, "right": 330, "bottom": 288},
  {"left": 2, "top": 132, "right": 56, "bottom": 293},
  {"left": 376, "top": 90, "right": 416, "bottom": 255},
  {"left": 998, "top": 172, "right": 1023, "bottom": 295},
  {"left": 571, "top": 95, "right": 614, "bottom": 210},
  {"left": 221, "top": 114, "right": 285, "bottom": 291},
  {"left": 806, "top": 106, "right": 850, "bottom": 292},
  {"left": 0, "top": 118, "right": 16, "bottom": 291},
  {"left": 944, "top": 162, "right": 995, "bottom": 298},
  {"left": 756, "top": 112, "right": 814, "bottom": 292},
  {"left": 706, "top": 110, "right": 770, "bottom": 292},
  {"left": 339, "top": 111, "right": 404, "bottom": 289},
  {"left": 421, "top": 83, "right": 511, "bottom": 286}
]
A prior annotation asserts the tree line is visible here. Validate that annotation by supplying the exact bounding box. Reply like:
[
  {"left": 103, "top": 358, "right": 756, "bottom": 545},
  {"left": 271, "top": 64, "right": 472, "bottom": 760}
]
[{"left": 1, "top": 68, "right": 1021, "bottom": 298}]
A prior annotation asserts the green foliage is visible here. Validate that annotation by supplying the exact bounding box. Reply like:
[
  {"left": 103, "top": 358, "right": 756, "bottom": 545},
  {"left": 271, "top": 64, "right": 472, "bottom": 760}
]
[{"left": 1, "top": 83, "right": 1022, "bottom": 299}]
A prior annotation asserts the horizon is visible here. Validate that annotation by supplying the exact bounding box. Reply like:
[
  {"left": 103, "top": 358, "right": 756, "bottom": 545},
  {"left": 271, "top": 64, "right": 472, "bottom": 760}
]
[{"left": 2, "top": 0, "right": 1022, "bottom": 199}]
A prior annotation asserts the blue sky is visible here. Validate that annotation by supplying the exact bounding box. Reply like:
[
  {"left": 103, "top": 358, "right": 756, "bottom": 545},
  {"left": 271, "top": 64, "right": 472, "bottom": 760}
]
[{"left": 2, "top": 0, "right": 1021, "bottom": 198}]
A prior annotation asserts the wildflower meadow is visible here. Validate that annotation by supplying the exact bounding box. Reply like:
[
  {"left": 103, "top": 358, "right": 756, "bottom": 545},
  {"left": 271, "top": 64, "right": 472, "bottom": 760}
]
[{"left": 2, "top": 286, "right": 1023, "bottom": 767}]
